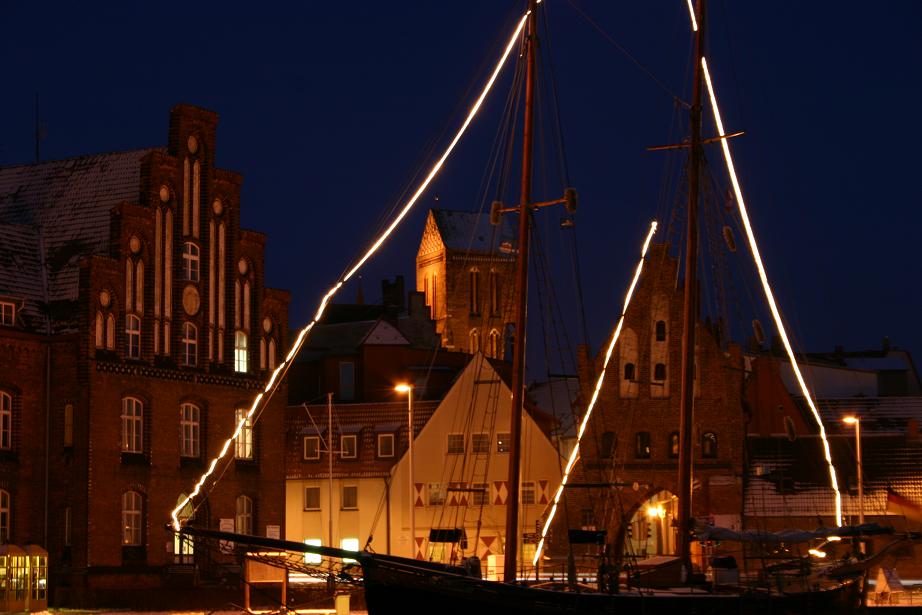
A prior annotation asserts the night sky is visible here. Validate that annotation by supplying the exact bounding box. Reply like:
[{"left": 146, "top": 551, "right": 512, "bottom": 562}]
[{"left": 3, "top": 2, "right": 921, "bottom": 376}]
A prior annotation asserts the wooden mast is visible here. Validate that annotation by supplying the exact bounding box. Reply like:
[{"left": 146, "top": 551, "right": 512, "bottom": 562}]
[
  {"left": 677, "top": 0, "right": 706, "bottom": 575},
  {"left": 503, "top": 0, "right": 538, "bottom": 584}
]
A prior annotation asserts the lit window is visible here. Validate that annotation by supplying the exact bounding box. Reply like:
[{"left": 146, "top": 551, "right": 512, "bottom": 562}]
[
  {"left": 182, "top": 322, "right": 198, "bottom": 366},
  {"left": 654, "top": 363, "right": 667, "bottom": 381},
  {"left": 339, "top": 362, "right": 354, "bottom": 400},
  {"left": 125, "top": 314, "right": 141, "bottom": 359},
  {"left": 521, "top": 481, "right": 536, "bottom": 505},
  {"left": 342, "top": 485, "right": 358, "bottom": 510},
  {"left": 304, "top": 538, "right": 322, "bottom": 564},
  {"left": 488, "top": 329, "right": 501, "bottom": 358},
  {"left": 234, "top": 331, "right": 248, "bottom": 372},
  {"left": 235, "top": 495, "right": 253, "bottom": 535},
  {"left": 702, "top": 432, "right": 718, "bottom": 459},
  {"left": 341, "top": 434, "right": 357, "bottom": 459},
  {"left": 340, "top": 537, "right": 359, "bottom": 563},
  {"left": 472, "top": 483, "right": 488, "bottom": 506},
  {"left": 377, "top": 433, "right": 394, "bottom": 458},
  {"left": 173, "top": 494, "right": 194, "bottom": 563},
  {"left": 95, "top": 312, "right": 104, "bottom": 348},
  {"left": 303, "top": 436, "right": 320, "bottom": 460},
  {"left": 182, "top": 242, "right": 200, "bottom": 282},
  {"left": 497, "top": 433, "right": 511, "bottom": 453},
  {"left": 235, "top": 408, "right": 254, "bottom": 460},
  {"left": 0, "top": 301, "right": 14, "bottom": 326},
  {"left": 469, "top": 328, "right": 480, "bottom": 354},
  {"left": 655, "top": 320, "right": 667, "bottom": 341},
  {"left": 447, "top": 433, "right": 465, "bottom": 455},
  {"left": 0, "top": 489, "right": 9, "bottom": 543},
  {"left": 635, "top": 431, "right": 651, "bottom": 459},
  {"left": 121, "top": 491, "right": 143, "bottom": 545},
  {"left": 472, "top": 433, "right": 490, "bottom": 454},
  {"left": 180, "top": 403, "right": 200, "bottom": 458},
  {"left": 428, "top": 483, "right": 446, "bottom": 506},
  {"left": 0, "top": 392, "right": 11, "bottom": 450},
  {"left": 121, "top": 397, "right": 143, "bottom": 453},
  {"left": 304, "top": 486, "right": 321, "bottom": 511},
  {"left": 669, "top": 431, "right": 680, "bottom": 458}
]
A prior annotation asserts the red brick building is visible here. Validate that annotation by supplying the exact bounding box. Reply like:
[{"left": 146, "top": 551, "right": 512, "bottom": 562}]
[{"left": 0, "top": 104, "right": 289, "bottom": 606}]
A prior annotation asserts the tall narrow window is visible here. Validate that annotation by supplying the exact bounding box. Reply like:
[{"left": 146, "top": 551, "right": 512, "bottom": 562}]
[
  {"left": 488, "top": 329, "right": 500, "bottom": 358},
  {"left": 0, "top": 301, "right": 14, "bottom": 326},
  {"left": 431, "top": 273, "right": 438, "bottom": 319},
  {"left": 623, "top": 363, "right": 636, "bottom": 381},
  {"left": 63, "top": 403, "right": 74, "bottom": 448},
  {"left": 635, "top": 431, "right": 651, "bottom": 459},
  {"left": 95, "top": 312, "right": 104, "bottom": 348},
  {"left": 0, "top": 392, "right": 11, "bottom": 450},
  {"left": 654, "top": 363, "right": 667, "bottom": 381},
  {"left": 234, "top": 330, "right": 248, "bottom": 372},
  {"left": 339, "top": 361, "right": 355, "bottom": 401},
  {"left": 0, "top": 489, "right": 9, "bottom": 543},
  {"left": 235, "top": 495, "right": 253, "bottom": 535},
  {"left": 469, "top": 328, "right": 480, "bottom": 354},
  {"left": 182, "top": 243, "right": 200, "bottom": 282},
  {"left": 182, "top": 322, "right": 198, "bottom": 367},
  {"left": 669, "top": 431, "right": 680, "bottom": 458},
  {"left": 180, "top": 403, "right": 200, "bottom": 458},
  {"left": 173, "top": 495, "right": 194, "bottom": 563},
  {"left": 126, "top": 314, "right": 141, "bottom": 359},
  {"left": 121, "top": 491, "right": 143, "bottom": 545},
  {"left": 121, "top": 397, "right": 143, "bottom": 453},
  {"left": 342, "top": 485, "right": 358, "bottom": 510},
  {"left": 106, "top": 314, "right": 116, "bottom": 350},
  {"left": 377, "top": 433, "right": 394, "bottom": 458},
  {"left": 655, "top": 320, "right": 667, "bottom": 341},
  {"left": 469, "top": 269, "right": 480, "bottom": 314},
  {"left": 489, "top": 271, "right": 500, "bottom": 315},
  {"left": 235, "top": 408, "right": 254, "bottom": 460}
]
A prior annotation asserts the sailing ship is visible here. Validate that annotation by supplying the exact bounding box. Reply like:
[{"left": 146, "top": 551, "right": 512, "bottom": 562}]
[{"left": 174, "top": 1, "right": 912, "bottom": 613}]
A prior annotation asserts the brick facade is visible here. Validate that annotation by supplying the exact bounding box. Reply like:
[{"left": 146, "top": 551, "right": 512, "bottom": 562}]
[{"left": 0, "top": 104, "right": 289, "bottom": 607}]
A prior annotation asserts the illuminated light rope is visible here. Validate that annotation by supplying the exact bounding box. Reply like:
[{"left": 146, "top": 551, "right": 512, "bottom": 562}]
[
  {"left": 686, "top": 0, "right": 699, "bottom": 32},
  {"left": 699, "top": 57, "right": 843, "bottom": 526},
  {"left": 533, "top": 221, "right": 658, "bottom": 564},
  {"left": 171, "top": 11, "right": 532, "bottom": 532}
]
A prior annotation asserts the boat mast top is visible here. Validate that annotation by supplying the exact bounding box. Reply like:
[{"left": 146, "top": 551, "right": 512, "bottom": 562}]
[
  {"left": 503, "top": 0, "right": 539, "bottom": 585},
  {"left": 677, "top": 0, "right": 707, "bottom": 574}
]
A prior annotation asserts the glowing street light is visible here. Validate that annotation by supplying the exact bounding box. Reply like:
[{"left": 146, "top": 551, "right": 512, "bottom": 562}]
[
  {"left": 843, "top": 416, "right": 864, "bottom": 529},
  {"left": 396, "top": 384, "right": 415, "bottom": 558}
]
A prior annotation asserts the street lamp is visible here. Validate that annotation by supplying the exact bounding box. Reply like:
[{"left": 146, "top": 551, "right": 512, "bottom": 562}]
[
  {"left": 843, "top": 416, "right": 864, "bottom": 535},
  {"left": 396, "top": 384, "right": 415, "bottom": 558}
]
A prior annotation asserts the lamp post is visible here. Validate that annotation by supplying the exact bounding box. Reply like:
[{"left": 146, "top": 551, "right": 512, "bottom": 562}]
[
  {"left": 396, "top": 384, "right": 415, "bottom": 559},
  {"left": 843, "top": 416, "right": 863, "bottom": 527}
]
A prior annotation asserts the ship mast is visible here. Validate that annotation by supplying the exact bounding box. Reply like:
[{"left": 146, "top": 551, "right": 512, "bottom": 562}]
[
  {"left": 503, "top": 0, "right": 538, "bottom": 584},
  {"left": 677, "top": 0, "right": 706, "bottom": 574}
]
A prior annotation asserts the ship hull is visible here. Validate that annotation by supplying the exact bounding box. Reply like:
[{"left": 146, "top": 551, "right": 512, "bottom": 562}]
[{"left": 360, "top": 553, "right": 863, "bottom": 615}]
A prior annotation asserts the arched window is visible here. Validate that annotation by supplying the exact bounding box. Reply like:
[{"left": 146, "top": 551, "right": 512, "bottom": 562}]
[
  {"left": 121, "top": 397, "right": 143, "bottom": 453},
  {"left": 655, "top": 320, "right": 667, "bottom": 341},
  {"left": 702, "top": 432, "right": 718, "bottom": 458},
  {"left": 469, "top": 269, "right": 480, "bottom": 314},
  {"left": 182, "top": 322, "right": 198, "bottom": 366},
  {"left": 121, "top": 491, "right": 143, "bottom": 545},
  {"left": 488, "top": 329, "right": 501, "bottom": 358},
  {"left": 235, "top": 408, "right": 254, "bottom": 460},
  {"left": 0, "top": 489, "right": 9, "bottom": 543},
  {"left": 668, "top": 431, "right": 680, "bottom": 458},
  {"left": 654, "top": 363, "right": 667, "bottom": 381},
  {"left": 601, "top": 431, "right": 616, "bottom": 458},
  {"left": 182, "top": 242, "right": 200, "bottom": 282},
  {"left": 236, "top": 495, "right": 253, "bottom": 535},
  {"left": 180, "top": 403, "right": 200, "bottom": 458},
  {"left": 0, "top": 391, "right": 11, "bottom": 450},
  {"left": 106, "top": 314, "right": 116, "bottom": 350},
  {"left": 623, "top": 362, "right": 636, "bottom": 381},
  {"left": 489, "top": 270, "right": 501, "bottom": 315},
  {"left": 125, "top": 314, "right": 141, "bottom": 359},
  {"left": 95, "top": 312, "right": 104, "bottom": 348},
  {"left": 469, "top": 328, "right": 480, "bottom": 354},
  {"left": 235, "top": 330, "right": 248, "bottom": 372}
]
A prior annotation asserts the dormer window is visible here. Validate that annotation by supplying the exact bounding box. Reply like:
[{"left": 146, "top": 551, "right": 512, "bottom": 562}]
[
  {"left": 182, "top": 243, "right": 200, "bottom": 282},
  {"left": 0, "top": 301, "right": 15, "bottom": 326}
]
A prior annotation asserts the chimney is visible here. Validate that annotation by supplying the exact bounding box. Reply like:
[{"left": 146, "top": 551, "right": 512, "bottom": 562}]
[{"left": 382, "top": 275, "right": 405, "bottom": 310}]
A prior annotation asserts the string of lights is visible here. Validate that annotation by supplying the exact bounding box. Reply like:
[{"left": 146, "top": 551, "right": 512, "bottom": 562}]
[
  {"left": 171, "top": 10, "right": 532, "bottom": 532},
  {"left": 533, "top": 221, "right": 659, "bottom": 564},
  {"left": 699, "top": 56, "right": 843, "bottom": 525}
]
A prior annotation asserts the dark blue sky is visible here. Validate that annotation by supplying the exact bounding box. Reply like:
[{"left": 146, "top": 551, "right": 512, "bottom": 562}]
[{"left": 3, "top": 2, "right": 921, "bottom": 371}]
